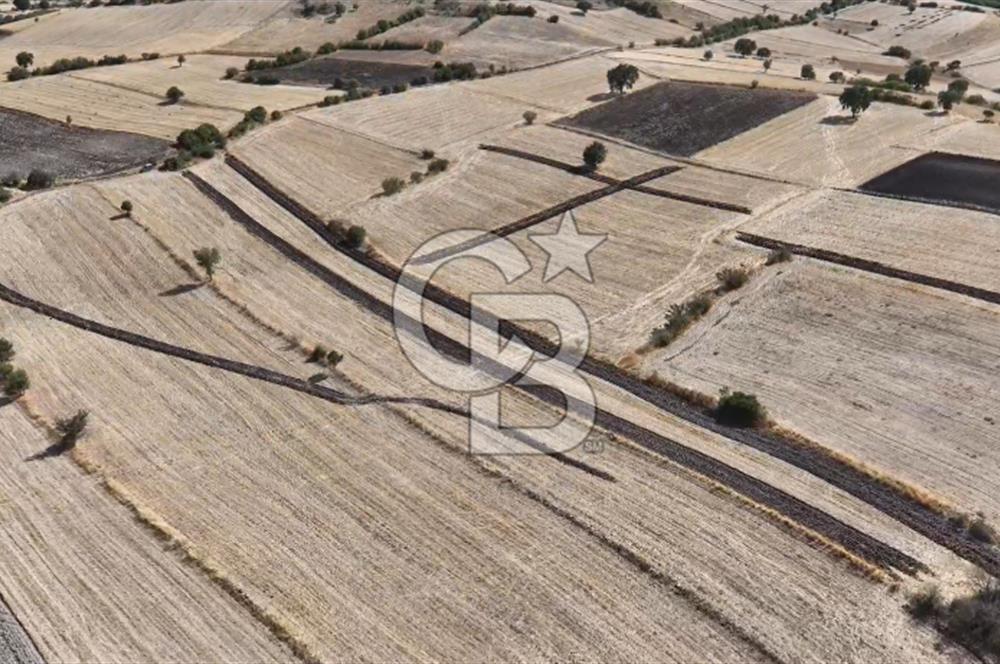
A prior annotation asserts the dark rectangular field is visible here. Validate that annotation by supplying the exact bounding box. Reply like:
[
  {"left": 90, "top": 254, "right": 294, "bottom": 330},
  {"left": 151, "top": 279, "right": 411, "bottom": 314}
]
[
  {"left": 265, "top": 55, "right": 433, "bottom": 89},
  {"left": 860, "top": 152, "right": 1000, "bottom": 213},
  {"left": 559, "top": 81, "right": 815, "bottom": 156},
  {"left": 0, "top": 107, "right": 169, "bottom": 181}
]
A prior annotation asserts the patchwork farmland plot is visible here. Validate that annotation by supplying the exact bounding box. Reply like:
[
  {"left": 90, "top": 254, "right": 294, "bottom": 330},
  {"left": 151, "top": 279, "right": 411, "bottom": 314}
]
[
  {"left": 72, "top": 54, "right": 331, "bottom": 112},
  {"left": 0, "top": 75, "right": 238, "bottom": 141},
  {"left": 0, "top": 0, "right": 288, "bottom": 67},
  {"left": 644, "top": 260, "right": 1000, "bottom": 525},
  {"left": 0, "top": 108, "right": 168, "bottom": 181},
  {"left": 741, "top": 189, "right": 1000, "bottom": 294},
  {"left": 560, "top": 80, "right": 815, "bottom": 156},
  {"left": 6, "top": 1, "right": 1000, "bottom": 661},
  {"left": 696, "top": 96, "right": 960, "bottom": 186}
]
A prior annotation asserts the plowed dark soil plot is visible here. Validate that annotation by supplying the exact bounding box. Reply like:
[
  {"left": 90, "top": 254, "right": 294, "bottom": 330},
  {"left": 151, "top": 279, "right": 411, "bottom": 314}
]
[
  {"left": 860, "top": 152, "right": 1000, "bottom": 213},
  {"left": 264, "top": 54, "right": 433, "bottom": 89},
  {"left": 0, "top": 108, "right": 168, "bottom": 181},
  {"left": 560, "top": 81, "right": 815, "bottom": 156}
]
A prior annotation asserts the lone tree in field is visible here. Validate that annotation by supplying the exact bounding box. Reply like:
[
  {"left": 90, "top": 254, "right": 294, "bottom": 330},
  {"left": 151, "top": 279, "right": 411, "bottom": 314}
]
[
  {"left": 523, "top": 110, "right": 537, "bottom": 125},
  {"left": 576, "top": 0, "right": 591, "bottom": 13},
  {"left": 382, "top": 176, "right": 405, "bottom": 196},
  {"left": 734, "top": 37, "right": 756, "bottom": 57},
  {"left": 166, "top": 86, "right": 184, "bottom": 103},
  {"left": 839, "top": 84, "right": 872, "bottom": 119},
  {"left": 344, "top": 225, "right": 366, "bottom": 249},
  {"left": 800, "top": 64, "right": 816, "bottom": 80},
  {"left": 193, "top": 247, "right": 221, "bottom": 281},
  {"left": 947, "top": 78, "right": 969, "bottom": 100},
  {"left": 582, "top": 141, "right": 607, "bottom": 171},
  {"left": 177, "top": 54, "right": 186, "bottom": 67},
  {"left": 3, "top": 368, "right": 29, "bottom": 398},
  {"left": 937, "top": 89, "right": 960, "bottom": 113},
  {"left": 15, "top": 52, "right": 33, "bottom": 68},
  {"left": 54, "top": 410, "right": 89, "bottom": 453},
  {"left": 715, "top": 389, "right": 766, "bottom": 428},
  {"left": 756, "top": 46, "right": 771, "bottom": 58},
  {"left": 120, "top": 200, "right": 133, "bottom": 216},
  {"left": 984, "top": 109, "right": 995, "bottom": 123},
  {"left": 13, "top": 0, "right": 30, "bottom": 10},
  {"left": 606, "top": 63, "right": 639, "bottom": 95},
  {"left": 763, "top": 58, "right": 773, "bottom": 73},
  {"left": 904, "top": 63, "right": 932, "bottom": 91},
  {"left": 829, "top": 70, "right": 845, "bottom": 83}
]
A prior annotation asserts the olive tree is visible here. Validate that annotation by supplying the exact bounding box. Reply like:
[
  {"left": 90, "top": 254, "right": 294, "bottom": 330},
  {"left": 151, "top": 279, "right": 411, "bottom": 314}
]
[
  {"left": 193, "top": 247, "right": 221, "bottom": 281},
  {"left": 606, "top": 63, "right": 639, "bottom": 95}
]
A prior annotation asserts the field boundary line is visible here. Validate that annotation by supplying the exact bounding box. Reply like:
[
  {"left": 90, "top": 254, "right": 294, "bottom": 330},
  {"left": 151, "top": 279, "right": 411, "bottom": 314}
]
[
  {"left": 480, "top": 144, "right": 754, "bottom": 213},
  {"left": 735, "top": 231, "right": 1000, "bottom": 306},
  {"left": 410, "top": 162, "right": 682, "bottom": 265},
  {"left": 549, "top": 122, "right": 813, "bottom": 187},
  {"left": 214, "top": 157, "right": 933, "bottom": 577}
]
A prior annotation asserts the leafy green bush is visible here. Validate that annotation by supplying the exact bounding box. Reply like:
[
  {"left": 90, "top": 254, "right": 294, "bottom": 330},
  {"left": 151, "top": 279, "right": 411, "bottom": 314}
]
[
  {"left": 2, "top": 368, "right": 29, "bottom": 396},
  {"left": 715, "top": 390, "right": 766, "bottom": 427},
  {"left": 582, "top": 141, "right": 607, "bottom": 170},
  {"left": 343, "top": 225, "right": 366, "bottom": 249},
  {"left": 0, "top": 338, "right": 13, "bottom": 363},
  {"left": 382, "top": 176, "right": 406, "bottom": 195},
  {"left": 427, "top": 158, "right": 450, "bottom": 174}
]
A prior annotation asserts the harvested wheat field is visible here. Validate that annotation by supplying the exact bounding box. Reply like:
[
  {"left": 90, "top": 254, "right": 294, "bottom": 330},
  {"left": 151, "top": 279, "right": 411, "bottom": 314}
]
[
  {"left": 644, "top": 259, "right": 1000, "bottom": 523},
  {"left": 0, "top": 75, "right": 238, "bottom": 141},
  {"left": 0, "top": 406, "right": 293, "bottom": 663},
  {"left": 7, "top": 1, "right": 1000, "bottom": 660},
  {"left": 0, "top": 1, "right": 288, "bottom": 67},
  {"left": 696, "top": 96, "right": 960, "bottom": 186},
  {"left": 229, "top": 116, "right": 423, "bottom": 219},
  {"left": 304, "top": 80, "right": 535, "bottom": 150},
  {"left": 71, "top": 54, "right": 330, "bottom": 112},
  {"left": 216, "top": 0, "right": 411, "bottom": 55},
  {"left": 742, "top": 189, "right": 1000, "bottom": 293},
  {"left": 442, "top": 16, "right": 606, "bottom": 69}
]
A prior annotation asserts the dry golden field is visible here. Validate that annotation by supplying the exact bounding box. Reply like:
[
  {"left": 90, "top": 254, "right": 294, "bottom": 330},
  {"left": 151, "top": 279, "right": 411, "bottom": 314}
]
[
  {"left": 644, "top": 260, "right": 1000, "bottom": 523},
  {"left": 695, "top": 96, "right": 960, "bottom": 186},
  {"left": 0, "top": 75, "right": 239, "bottom": 141},
  {"left": 0, "top": 406, "right": 293, "bottom": 663},
  {"left": 72, "top": 54, "right": 331, "bottom": 112},
  {"left": 0, "top": 1, "right": 288, "bottom": 67},
  {"left": 7, "top": 1, "right": 1000, "bottom": 661},
  {"left": 742, "top": 189, "right": 1000, "bottom": 293}
]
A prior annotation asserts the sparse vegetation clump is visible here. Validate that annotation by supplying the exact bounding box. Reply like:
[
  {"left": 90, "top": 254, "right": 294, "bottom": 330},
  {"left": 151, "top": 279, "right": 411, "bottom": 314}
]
[
  {"left": 343, "top": 225, "right": 366, "bottom": 249},
  {"left": 715, "top": 389, "right": 767, "bottom": 428},
  {"left": 716, "top": 266, "right": 750, "bottom": 292},
  {"left": 649, "top": 293, "right": 713, "bottom": 348},
  {"left": 907, "top": 579, "right": 1000, "bottom": 661},
  {"left": 427, "top": 158, "right": 449, "bottom": 174},
  {"left": 24, "top": 169, "right": 54, "bottom": 190},
  {"left": 53, "top": 410, "right": 89, "bottom": 452},
  {"left": 582, "top": 141, "right": 607, "bottom": 171},
  {"left": 382, "top": 176, "right": 406, "bottom": 196},
  {"left": 765, "top": 248, "right": 791, "bottom": 265},
  {"left": 523, "top": 110, "right": 537, "bottom": 125},
  {"left": 193, "top": 247, "right": 221, "bottom": 281}
]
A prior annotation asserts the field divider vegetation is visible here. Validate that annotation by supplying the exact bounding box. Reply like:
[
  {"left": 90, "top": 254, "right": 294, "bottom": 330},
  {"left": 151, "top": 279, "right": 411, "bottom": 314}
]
[
  {"left": 210, "top": 159, "right": 936, "bottom": 577},
  {"left": 480, "top": 144, "right": 753, "bottom": 213},
  {"left": 736, "top": 232, "right": 1000, "bottom": 306}
]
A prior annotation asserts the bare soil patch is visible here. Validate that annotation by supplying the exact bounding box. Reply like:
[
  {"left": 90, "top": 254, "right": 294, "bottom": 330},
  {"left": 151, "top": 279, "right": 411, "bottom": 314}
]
[
  {"left": 0, "top": 107, "right": 168, "bottom": 180},
  {"left": 860, "top": 152, "right": 1000, "bottom": 214},
  {"left": 263, "top": 53, "right": 434, "bottom": 89},
  {"left": 559, "top": 81, "right": 816, "bottom": 157}
]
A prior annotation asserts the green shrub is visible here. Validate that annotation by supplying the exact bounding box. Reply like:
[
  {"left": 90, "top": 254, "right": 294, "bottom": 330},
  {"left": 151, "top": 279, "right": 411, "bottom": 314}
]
[
  {"left": 427, "top": 158, "right": 450, "bottom": 174},
  {"left": 906, "top": 585, "right": 944, "bottom": 620},
  {"left": 410, "top": 171, "right": 424, "bottom": 184},
  {"left": 419, "top": 148, "right": 435, "bottom": 160},
  {"left": 3, "top": 368, "right": 29, "bottom": 396},
  {"left": 54, "top": 410, "right": 88, "bottom": 450},
  {"left": 523, "top": 110, "right": 537, "bottom": 125},
  {"left": 715, "top": 390, "right": 766, "bottom": 427},
  {"left": 0, "top": 338, "right": 13, "bottom": 363},
  {"left": 343, "top": 224, "right": 366, "bottom": 249},
  {"left": 6, "top": 66, "right": 29, "bottom": 82},
  {"left": 326, "top": 350, "right": 344, "bottom": 367},
  {"left": 120, "top": 200, "right": 133, "bottom": 214},
  {"left": 650, "top": 293, "right": 713, "bottom": 347},
  {"left": 224, "top": 66, "right": 240, "bottom": 79},
  {"left": 193, "top": 247, "right": 221, "bottom": 280},
  {"left": 308, "top": 345, "right": 328, "bottom": 363},
  {"left": 582, "top": 141, "right": 607, "bottom": 170},
  {"left": 968, "top": 516, "right": 996, "bottom": 543},
  {"left": 716, "top": 266, "right": 749, "bottom": 292},
  {"left": 382, "top": 176, "right": 405, "bottom": 196},
  {"left": 426, "top": 39, "right": 444, "bottom": 54},
  {"left": 166, "top": 86, "right": 184, "bottom": 103},
  {"left": 24, "top": 169, "right": 54, "bottom": 190},
  {"left": 270, "top": 110, "right": 283, "bottom": 121}
]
